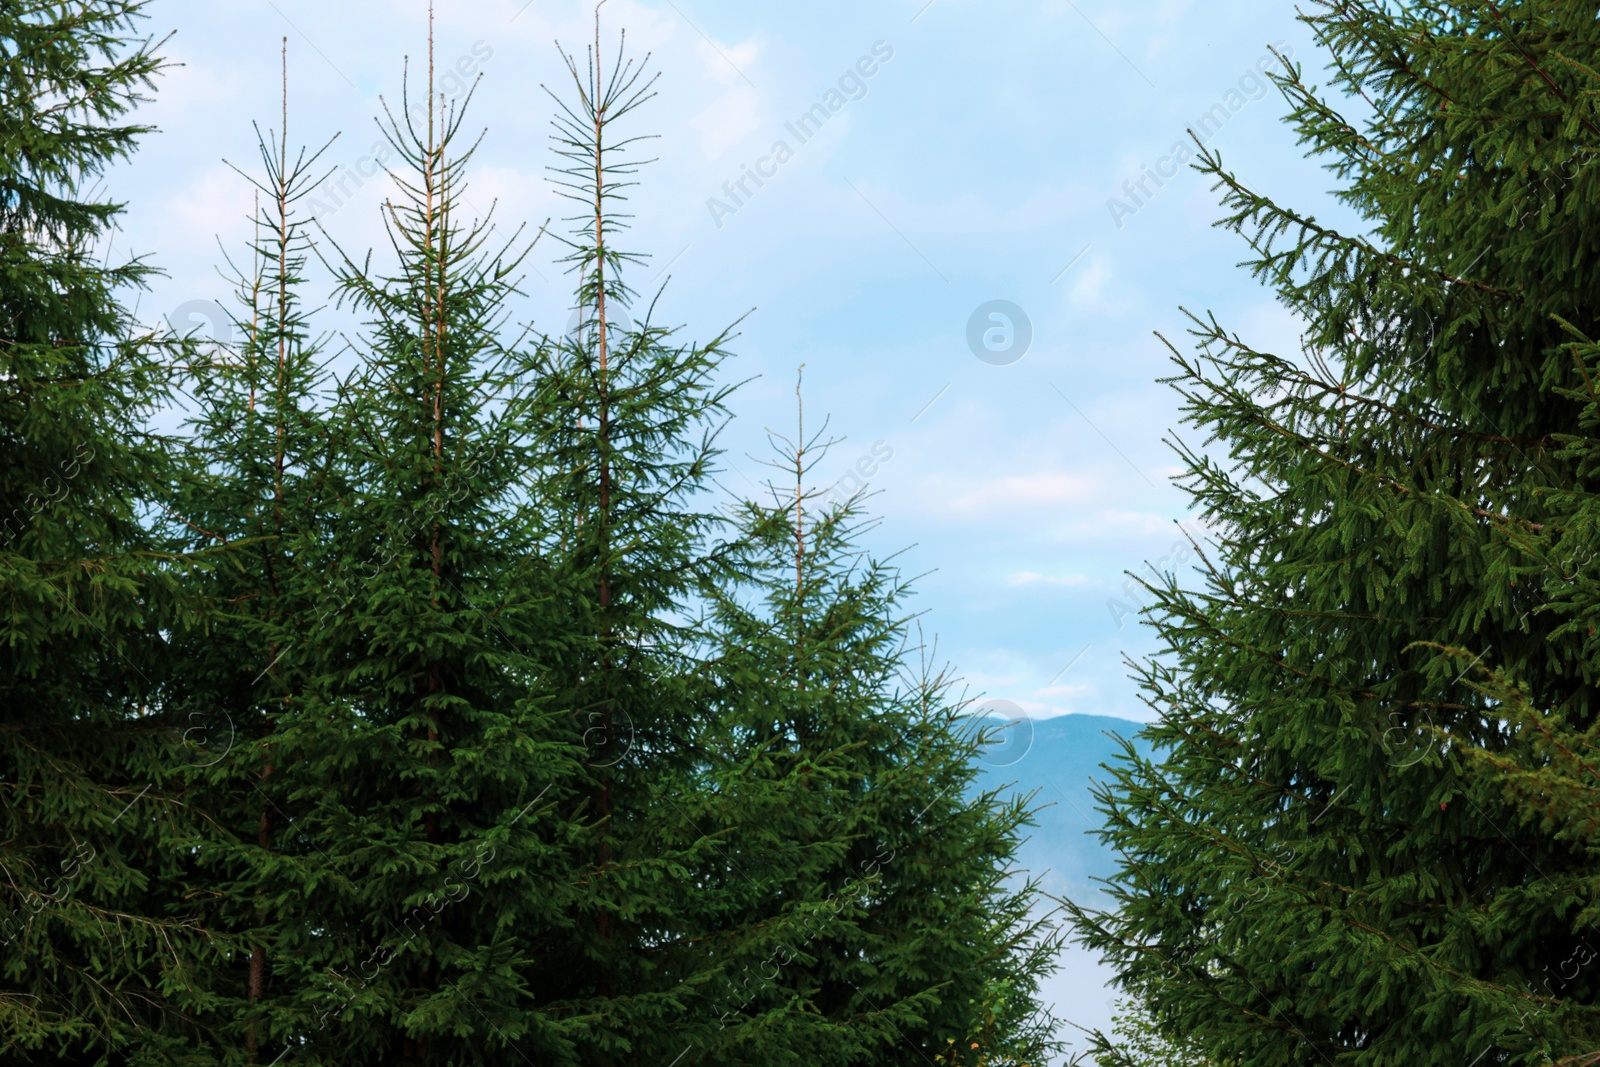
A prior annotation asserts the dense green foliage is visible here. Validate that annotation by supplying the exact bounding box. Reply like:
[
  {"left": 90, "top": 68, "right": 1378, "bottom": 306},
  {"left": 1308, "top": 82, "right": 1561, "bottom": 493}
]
[
  {"left": 0, "top": 6, "right": 1057, "bottom": 1066},
  {"left": 163, "top": 52, "right": 341, "bottom": 1061},
  {"left": 697, "top": 401, "right": 1059, "bottom": 1064},
  {"left": 0, "top": 2, "right": 215, "bottom": 1059},
  {"left": 1090, "top": 999, "right": 1216, "bottom": 1067},
  {"left": 1070, "top": 2, "right": 1600, "bottom": 1065}
]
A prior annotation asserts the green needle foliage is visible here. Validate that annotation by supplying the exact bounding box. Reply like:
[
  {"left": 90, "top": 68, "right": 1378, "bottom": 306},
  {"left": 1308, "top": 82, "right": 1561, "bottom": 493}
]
[
  {"left": 1088, "top": 998, "right": 1218, "bottom": 1067},
  {"left": 260, "top": 38, "right": 581, "bottom": 1067},
  {"left": 528, "top": 25, "right": 748, "bottom": 1041},
  {"left": 0, "top": 3, "right": 214, "bottom": 1061},
  {"left": 162, "top": 45, "right": 345, "bottom": 1065},
  {"left": 523, "top": 25, "right": 1060, "bottom": 1061},
  {"left": 698, "top": 393, "right": 1062, "bottom": 1066},
  {"left": 1069, "top": 3, "right": 1600, "bottom": 1065}
]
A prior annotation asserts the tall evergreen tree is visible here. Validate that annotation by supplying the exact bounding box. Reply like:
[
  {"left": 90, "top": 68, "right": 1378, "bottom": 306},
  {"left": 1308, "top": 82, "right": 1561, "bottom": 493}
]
[
  {"left": 519, "top": 22, "right": 1062, "bottom": 1064},
  {"left": 162, "top": 43, "right": 343, "bottom": 1064},
  {"left": 225, "top": 27, "right": 582, "bottom": 1066},
  {"left": 1069, "top": 3, "right": 1600, "bottom": 1065},
  {"left": 0, "top": 7, "right": 1072, "bottom": 1062},
  {"left": 695, "top": 389, "right": 1061, "bottom": 1066},
  {"left": 0, "top": 3, "right": 215, "bottom": 1061},
  {"left": 517, "top": 20, "right": 795, "bottom": 1059}
]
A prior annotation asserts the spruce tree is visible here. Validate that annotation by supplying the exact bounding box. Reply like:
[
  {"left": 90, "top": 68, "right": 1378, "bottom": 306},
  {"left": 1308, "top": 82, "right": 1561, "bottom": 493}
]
[
  {"left": 492, "top": 20, "right": 1065, "bottom": 1061},
  {"left": 223, "top": 28, "right": 582, "bottom": 1066},
  {"left": 1069, "top": 2, "right": 1600, "bottom": 1064},
  {"left": 1090, "top": 998, "right": 1217, "bottom": 1067},
  {"left": 162, "top": 43, "right": 343, "bottom": 1064},
  {"left": 696, "top": 389, "right": 1062, "bottom": 1066},
  {"left": 0, "top": 8, "right": 1075, "bottom": 1063},
  {"left": 517, "top": 20, "right": 789, "bottom": 1059},
  {"left": 0, "top": 3, "right": 215, "bottom": 1061}
]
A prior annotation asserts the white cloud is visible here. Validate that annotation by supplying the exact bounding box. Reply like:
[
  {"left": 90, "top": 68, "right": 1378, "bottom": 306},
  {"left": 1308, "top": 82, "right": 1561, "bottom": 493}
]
[
  {"left": 1037, "top": 683, "right": 1093, "bottom": 698},
  {"left": 464, "top": 163, "right": 562, "bottom": 233},
  {"left": 689, "top": 84, "right": 764, "bottom": 159},
  {"left": 1011, "top": 697, "right": 1078, "bottom": 719},
  {"left": 144, "top": 43, "right": 247, "bottom": 123},
  {"left": 1098, "top": 509, "right": 1172, "bottom": 534},
  {"left": 1008, "top": 571, "right": 1092, "bottom": 587},
  {"left": 1068, "top": 254, "right": 1125, "bottom": 313},
  {"left": 157, "top": 164, "right": 256, "bottom": 256},
  {"left": 1134, "top": 0, "right": 1198, "bottom": 63},
  {"left": 686, "top": 36, "right": 766, "bottom": 158},
  {"left": 942, "top": 471, "right": 1099, "bottom": 513},
  {"left": 696, "top": 33, "right": 763, "bottom": 87}
]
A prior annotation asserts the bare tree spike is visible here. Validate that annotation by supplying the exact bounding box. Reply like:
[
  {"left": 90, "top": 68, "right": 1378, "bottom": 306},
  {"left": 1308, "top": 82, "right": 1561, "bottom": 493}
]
[{"left": 795, "top": 364, "right": 805, "bottom": 598}]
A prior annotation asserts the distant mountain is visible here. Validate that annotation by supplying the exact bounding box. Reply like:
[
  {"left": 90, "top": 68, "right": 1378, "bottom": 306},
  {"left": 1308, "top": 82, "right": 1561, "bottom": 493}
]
[{"left": 968, "top": 712, "right": 1154, "bottom": 903}]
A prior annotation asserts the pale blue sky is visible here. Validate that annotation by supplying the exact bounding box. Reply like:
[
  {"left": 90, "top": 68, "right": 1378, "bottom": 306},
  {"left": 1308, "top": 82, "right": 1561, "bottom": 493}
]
[{"left": 113, "top": 0, "right": 1348, "bottom": 1044}]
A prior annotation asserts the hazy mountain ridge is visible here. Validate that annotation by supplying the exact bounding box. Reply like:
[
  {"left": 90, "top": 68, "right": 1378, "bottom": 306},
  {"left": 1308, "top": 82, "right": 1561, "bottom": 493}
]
[{"left": 970, "top": 713, "right": 1154, "bottom": 901}]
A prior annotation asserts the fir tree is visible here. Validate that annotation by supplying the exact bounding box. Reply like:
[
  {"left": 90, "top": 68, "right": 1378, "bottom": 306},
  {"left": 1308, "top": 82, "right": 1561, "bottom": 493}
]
[
  {"left": 0, "top": 3, "right": 215, "bottom": 1061},
  {"left": 502, "top": 19, "right": 1064, "bottom": 1061},
  {"left": 161, "top": 41, "right": 342, "bottom": 1064},
  {"left": 0, "top": 6, "right": 1075, "bottom": 1062},
  {"left": 694, "top": 381, "right": 1061, "bottom": 1066},
  {"left": 518, "top": 17, "right": 778, "bottom": 1058},
  {"left": 1087, "top": 998, "right": 1219, "bottom": 1067},
  {"left": 1069, "top": 2, "right": 1600, "bottom": 1064},
  {"left": 229, "top": 23, "right": 581, "bottom": 1066}
]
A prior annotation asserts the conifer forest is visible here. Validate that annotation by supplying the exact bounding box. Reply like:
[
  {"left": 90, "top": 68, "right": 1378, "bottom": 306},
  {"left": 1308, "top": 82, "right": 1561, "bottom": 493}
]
[{"left": 3, "top": 2, "right": 1600, "bottom": 1065}]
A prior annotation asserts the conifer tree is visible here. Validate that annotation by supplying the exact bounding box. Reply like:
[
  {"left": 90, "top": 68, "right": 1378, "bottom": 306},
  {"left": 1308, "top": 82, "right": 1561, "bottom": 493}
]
[
  {"left": 0, "top": 3, "right": 215, "bottom": 1060},
  {"left": 458, "top": 19, "right": 1063, "bottom": 1062},
  {"left": 1090, "top": 999, "right": 1216, "bottom": 1067},
  {"left": 161, "top": 43, "right": 343, "bottom": 1064},
  {"left": 517, "top": 19, "right": 785, "bottom": 1058},
  {"left": 1069, "top": 2, "right": 1600, "bottom": 1064},
  {"left": 696, "top": 390, "right": 1062, "bottom": 1066},
  {"left": 222, "top": 25, "right": 582, "bottom": 1065},
  {"left": 0, "top": 6, "right": 1073, "bottom": 1062}
]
